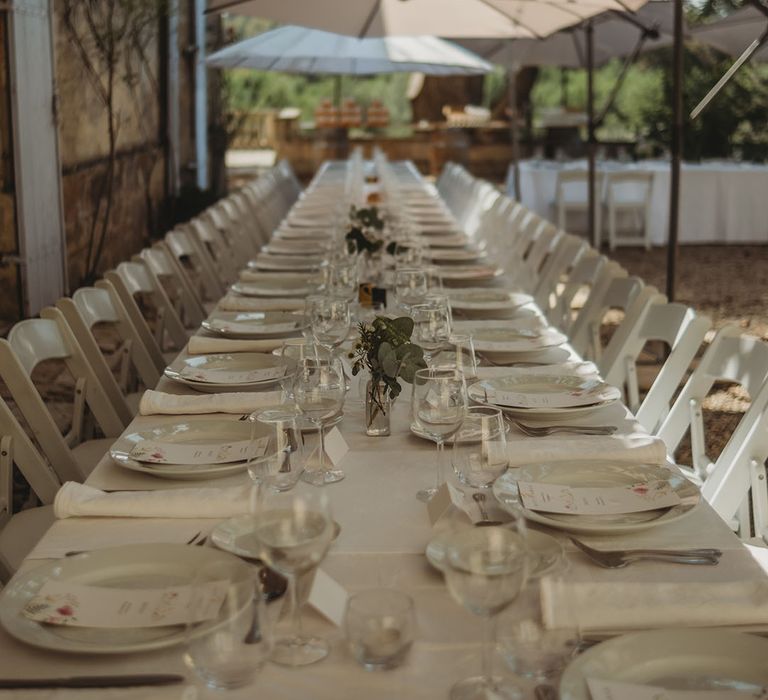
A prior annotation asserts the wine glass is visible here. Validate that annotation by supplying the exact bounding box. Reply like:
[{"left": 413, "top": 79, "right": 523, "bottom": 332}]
[
  {"left": 412, "top": 300, "right": 452, "bottom": 365},
  {"left": 252, "top": 489, "right": 335, "bottom": 666},
  {"left": 431, "top": 333, "right": 478, "bottom": 379},
  {"left": 452, "top": 406, "right": 509, "bottom": 489},
  {"left": 184, "top": 560, "right": 274, "bottom": 689},
  {"left": 393, "top": 267, "right": 429, "bottom": 313},
  {"left": 309, "top": 296, "right": 351, "bottom": 354},
  {"left": 248, "top": 408, "right": 304, "bottom": 496},
  {"left": 411, "top": 367, "right": 467, "bottom": 502},
  {"left": 326, "top": 260, "right": 358, "bottom": 302},
  {"left": 443, "top": 521, "right": 529, "bottom": 700},
  {"left": 293, "top": 358, "right": 347, "bottom": 486}
]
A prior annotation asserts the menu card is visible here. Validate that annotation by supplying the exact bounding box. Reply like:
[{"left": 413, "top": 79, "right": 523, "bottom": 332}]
[
  {"left": 180, "top": 365, "right": 286, "bottom": 384},
  {"left": 517, "top": 480, "right": 681, "bottom": 515},
  {"left": 24, "top": 579, "right": 229, "bottom": 628},
  {"left": 587, "top": 679, "right": 767, "bottom": 700},
  {"left": 130, "top": 436, "right": 269, "bottom": 465}
]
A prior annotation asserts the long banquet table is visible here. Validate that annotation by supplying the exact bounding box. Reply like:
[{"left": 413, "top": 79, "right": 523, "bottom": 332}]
[
  {"left": 506, "top": 158, "right": 768, "bottom": 246},
  {"left": 3, "top": 160, "right": 768, "bottom": 699}
]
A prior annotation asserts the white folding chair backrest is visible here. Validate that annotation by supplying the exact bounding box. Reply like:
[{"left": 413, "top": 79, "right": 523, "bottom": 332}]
[
  {"left": 601, "top": 302, "right": 712, "bottom": 429},
  {"left": 513, "top": 225, "right": 562, "bottom": 293},
  {"left": 186, "top": 218, "right": 238, "bottom": 287},
  {"left": 165, "top": 228, "right": 224, "bottom": 301},
  {"left": 605, "top": 171, "right": 653, "bottom": 250},
  {"left": 66, "top": 287, "right": 161, "bottom": 394},
  {"left": 702, "top": 376, "right": 768, "bottom": 541},
  {"left": 109, "top": 260, "right": 187, "bottom": 351},
  {"left": 656, "top": 325, "right": 768, "bottom": 483},
  {"left": 547, "top": 250, "right": 605, "bottom": 331},
  {"left": 533, "top": 234, "right": 588, "bottom": 314},
  {"left": 569, "top": 269, "right": 641, "bottom": 360},
  {"left": 141, "top": 246, "right": 205, "bottom": 329}
]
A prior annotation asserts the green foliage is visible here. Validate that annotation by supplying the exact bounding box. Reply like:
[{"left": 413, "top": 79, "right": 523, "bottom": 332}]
[
  {"left": 345, "top": 205, "right": 386, "bottom": 253},
  {"left": 350, "top": 316, "right": 426, "bottom": 413}
]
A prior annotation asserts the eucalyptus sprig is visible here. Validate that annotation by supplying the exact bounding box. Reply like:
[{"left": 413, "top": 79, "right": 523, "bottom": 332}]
[
  {"left": 350, "top": 205, "right": 385, "bottom": 231},
  {"left": 350, "top": 316, "right": 426, "bottom": 415}
]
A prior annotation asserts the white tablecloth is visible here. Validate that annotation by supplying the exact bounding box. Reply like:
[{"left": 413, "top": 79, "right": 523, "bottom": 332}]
[{"left": 506, "top": 159, "right": 768, "bottom": 246}]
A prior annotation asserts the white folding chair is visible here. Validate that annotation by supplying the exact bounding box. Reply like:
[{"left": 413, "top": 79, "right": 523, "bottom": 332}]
[
  {"left": 186, "top": 217, "right": 239, "bottom": 287},
  {"left": 164, "top": 229, "right": 225, "bottom": 303},
  {"left": 554, "top": 169, "right": 605, "bottom": 247},
  {"left": 569, "top": 270, "right": 643, "bottom": 361},
  {"left": 107, "top": 260, "right": 188, "bottom": 352},
  {"left": 656, "top": 325, "right": 768, "bottom": 485},
  {"left": 604, "top": 171, "right": 654, "bottom": 250},
  {"left": 533, "top": 233, "right": 588, "bottom": 313},
  {"left": 600, "top": 298, "right": 712, "bottom": 424},
  {"left": 546, "top": 250, "right": 605, "bottom": 331},
  {"left": 0, "top": 397, "right": 60, "bottom": 580},
  {"left": 1, "top": 311, "right": 127, "bottom": 479}
]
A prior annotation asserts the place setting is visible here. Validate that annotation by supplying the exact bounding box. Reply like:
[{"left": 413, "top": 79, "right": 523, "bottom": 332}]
[{"left": 201, "top": 310, "right": 308, "bottom": 339}]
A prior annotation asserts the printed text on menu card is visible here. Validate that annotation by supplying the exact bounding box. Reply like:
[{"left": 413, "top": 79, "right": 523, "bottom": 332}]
[
  {"left": 180, "top": 365, "right": 286, "bottom": 384},
  {"left": 517, "top": 480, "right": 681, "bottom": 515},
  {"left": 130, "top": 436, "right": 269, "bottom": 465},
  {"left": 587, "top": 678, "right": 768, "bottom": 700},
  {"left": 24, "top": 579, "right": 230, "bottom": 628}
]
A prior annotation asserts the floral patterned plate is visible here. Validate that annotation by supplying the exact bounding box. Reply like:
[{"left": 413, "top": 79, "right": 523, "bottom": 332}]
[{"left": 0, "top": 544, "right": 250, "bottom": 654}]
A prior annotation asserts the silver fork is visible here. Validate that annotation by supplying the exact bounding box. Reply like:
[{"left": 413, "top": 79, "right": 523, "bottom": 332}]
[
  {"left": 569, "top": 537, "right": 722, "bottom": 569},
  {"left": 514, "top": 421, "right": 617, "bottom": 437}
]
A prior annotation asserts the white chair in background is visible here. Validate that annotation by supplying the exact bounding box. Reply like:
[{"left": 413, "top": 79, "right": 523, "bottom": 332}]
[
  {"left": 656, "top": 325, "right": 768, "bottom": 485},
  {"left": 107, "top": 260, "right": 188, "bottom": 353},
  {"left": 164, "top": 229, "right": 225, "bottom": 303},
  {"left": 1, "top": 312, "right": 127, "bottom": 479},
  {"left": 512, "top": 225, "right": 563, "bottom": 293},
  {"left": 533, "top": 234, "right": 588, "bottom": 314},
  {"left": 545, "top": 250, "right": 606, "bottom": 331},
  {"left": 604, "top": 171, "right": 654, "bottom": 250},
  {"left": 57, "top": 287, "right": 162, "bottom": 415},
  {"left": 569, "top": 270, "right": 643, "bottom": 361},
  {"left": 185, "top": 218, "right": 239, "bottom": 287},
  {"left": 554, "top": 169, "right": 605, "bottom": 247},
  {"left": 600, "top": 298, "right": 711, "bottom": 423},
  {"left": 0, "top": 397, "right": 60, "bottom": 581}
]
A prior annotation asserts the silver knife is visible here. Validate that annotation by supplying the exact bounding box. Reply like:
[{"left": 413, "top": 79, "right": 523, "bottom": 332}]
[{"left": 0, "top": 674, "right": 185, "bottom": 689}]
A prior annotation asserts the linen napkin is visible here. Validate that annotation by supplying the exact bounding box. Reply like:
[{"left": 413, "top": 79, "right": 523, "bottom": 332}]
[
  {"left": 187, "top": 336, "right": 285, "bottom": 354},
  {"left": 541, "top": 577, "right": 768, "bottom": 632},
  {"left": 139, "top": 389, "right": 283, "bottom": 415},
  {"left": 54, "top": 482, "right": 253, "bottom": 519},
  {"left": 505, "top": 435, "right": 667, "bottom": 468},
  {"left": 218, "top": 295, "right": 305, "bottom": 312}
]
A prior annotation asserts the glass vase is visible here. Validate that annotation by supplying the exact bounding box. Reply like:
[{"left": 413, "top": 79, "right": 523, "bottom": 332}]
[{"left": 365, "top": 380, "right": 391, "bottom": 437}]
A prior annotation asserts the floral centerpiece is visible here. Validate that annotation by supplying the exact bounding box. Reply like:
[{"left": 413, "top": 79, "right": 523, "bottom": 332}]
[
  {"left": 350, "top": 316, "right": 426, "bottom": 435},
  {"left": 345, "top": 205, "right": 386, "bottom": 255}
]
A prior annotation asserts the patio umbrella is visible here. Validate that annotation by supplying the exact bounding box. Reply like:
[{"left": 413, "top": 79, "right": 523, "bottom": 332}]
[
  {"left": 692, "top": 4, "right": 768, "bottom": 62},
  {"left": 205, "top": 0, "right": 649, "bottom": 40},
  {"left": 207, "top": 25, "right": 493, "bottom": 75}
]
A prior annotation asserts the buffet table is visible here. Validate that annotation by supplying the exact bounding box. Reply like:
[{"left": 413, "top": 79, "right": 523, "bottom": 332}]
[
  {"left": 506, "top": 159, "right": 768, "bottom": 246},
  {"left": 2, "top": 159, "right": 767, "bottom": 699}
]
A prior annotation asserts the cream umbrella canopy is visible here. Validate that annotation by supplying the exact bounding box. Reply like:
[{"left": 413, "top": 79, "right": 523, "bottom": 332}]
[
  {"left": 207, "top": 25, "right": 494, "bottom": 75},
  {"left": 205, "top": 0, "right": 649, "bottom": 40}
]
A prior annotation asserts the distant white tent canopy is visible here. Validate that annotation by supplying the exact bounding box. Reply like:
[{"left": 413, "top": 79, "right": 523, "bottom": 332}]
[
  {"left": 457, "top": 1, "right": 680, "bottom": 69},
  {"left": 693, "top": 5, "right": 768, "bottom": 62},
  {"left": 206, "top": 25, "right": 493, "bottom": 75},
  {"left": 205, "top": 0, "right": 649, "bottom": 40}
]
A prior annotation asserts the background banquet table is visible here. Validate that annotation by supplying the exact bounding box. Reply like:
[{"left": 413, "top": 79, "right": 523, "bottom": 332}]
[
  {"left": 2, "top": 159, "right": 768, "bottom": 699},
  {"left": 506, "top": 159, "right": 768, "bottom": 245}
]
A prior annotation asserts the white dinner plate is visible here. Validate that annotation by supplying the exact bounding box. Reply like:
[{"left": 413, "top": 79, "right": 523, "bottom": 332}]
[
  {"left": 262, "top": 241, "right": 326, "bottom": 256},
  {"left": 448, "top": 288, "right": 533, "bottom": 312},
  {"left": 416, "top": 235, "right": 470, "bottom": 249},
  {"left": 426, "top": 248, "right": 486, "bottom": 263},
  {"left": 468, "top": 374, "right": 620, "bottom": 418},
  {"left": 0, "top": 544, "right": 251, "bottom": 654},
  {"left": 110, "top": 418, "right": 276, "bottom": 479},
  {"left": 560, "top": 629, "right": 768, "bottom": 699},
  {"left": 435, "top": 265, "right": 503, "bottom": 282},
  {"left": 426, "top": 529, "right": 562, "bottom": 579},
  {"left": 164, "top": 352, "right": 292, "bottom": 392},
  {"left": 493, "top": 461, "right": 700, "bottom": 535},
  {"left": 202, "top": 311, "right": 306, "bottom": 339}
]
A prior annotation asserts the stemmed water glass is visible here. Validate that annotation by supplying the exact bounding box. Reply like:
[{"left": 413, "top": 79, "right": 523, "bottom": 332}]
[
  {"left": 451, "top": 406, "right": 508, "bottom": 489},
  {"left": 412, "top": 300, "right": 453, "bottom": 365},
  {"left": 443, "top": 518, "right": 529, "bottom": 700},
  {"left": 293, "top": 357, "right": 347, "bottom": 486},
  {"left": 308, "top": 296, "right": 351, "bottom": 355},
  {"left": 393, "top": 267, "right": 429, "bottom": 312},
  {"left": 325, "top": 259, "right": 358, "bottom": 302},
  {"left": 252, "top": 489, "right": 335, "bottom": 667},
  {"left": 431, "top": 333, "right": 478, "bottom": 378},
  {"left": 411, "top": 367, "right": 467, "bottom": 502}
]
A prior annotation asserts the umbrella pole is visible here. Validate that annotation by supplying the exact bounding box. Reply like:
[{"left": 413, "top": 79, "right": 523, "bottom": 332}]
[
  {"left": 667, "top": 0, "right": 683, "bottom": 302},
  {"left": 586, "top": 20, "right": 597, "bottom": 247},
  {"left": 509, "top": 67, "right": 521, "bottom": 201}
]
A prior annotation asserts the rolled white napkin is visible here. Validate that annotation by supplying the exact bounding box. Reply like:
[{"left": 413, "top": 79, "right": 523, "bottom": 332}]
[
  {"left": 218, "top": 295, "right": 304, "bottom": 312},
  {"left": 506, "top": 435, "right": 667, "bottom": 467},
  {"left": 139, "top": 389, "right": 283, "bottom": 415},
  {"left": 474, "top": 362, "right": 599, "bottom": 381},
  {"left": 54, "top": 482, "right": 253, "bottom": 519},
  {"left": 188, "top": 336, "right": 285, "bottom": 354},
  {"left": 541, "top": 577, "right": 768, "bottom": 632}
]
